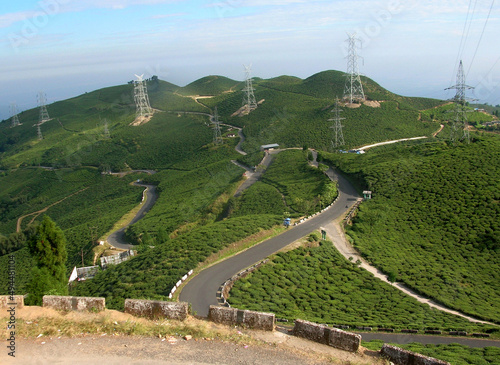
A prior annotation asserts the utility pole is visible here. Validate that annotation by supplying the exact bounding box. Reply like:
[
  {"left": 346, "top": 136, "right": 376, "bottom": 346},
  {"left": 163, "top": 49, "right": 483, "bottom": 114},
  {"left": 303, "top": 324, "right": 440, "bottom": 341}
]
[
  {"left": 213, "top": 107, "right": 223, "bottom": 145},
  {"left": 242, "top": 64, "right": 257, "bottom": 113},
  {"left": 10, "top": 103, "right": 21, "bottom": 127},
  {"left": 445, "top": 60, "right": 474, "bottom": 144},
  {"left": 329, "top": 97, "right": 345, "bottom": 150},
  {"left": 134, "top": 74, "right": 153, "bottom": 118},
  {"left": 343, "top": 33, "right": 365, "bottom": 104}
]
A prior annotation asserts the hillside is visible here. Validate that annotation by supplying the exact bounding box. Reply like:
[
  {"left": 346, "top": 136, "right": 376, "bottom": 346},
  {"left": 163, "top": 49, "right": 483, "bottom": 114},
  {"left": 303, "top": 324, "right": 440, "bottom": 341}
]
[
  {"left": 200, "top": 70, "right": 445, "bottom": 153},
  {"left": 320, "top": 137, "right": 500, "bottom": 323},
  {"left": 1, "top": 70, "right": 498, "bottom": 340},
  {"left": 175, "top": 75, "right": 242, "bottom": 97}
]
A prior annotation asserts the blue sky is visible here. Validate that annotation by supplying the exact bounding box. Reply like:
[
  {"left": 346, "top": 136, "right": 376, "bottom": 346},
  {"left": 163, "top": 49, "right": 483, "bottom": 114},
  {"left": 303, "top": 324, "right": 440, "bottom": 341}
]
[{"left": 1, "top": 0, "right": 499, "bottom": 120}]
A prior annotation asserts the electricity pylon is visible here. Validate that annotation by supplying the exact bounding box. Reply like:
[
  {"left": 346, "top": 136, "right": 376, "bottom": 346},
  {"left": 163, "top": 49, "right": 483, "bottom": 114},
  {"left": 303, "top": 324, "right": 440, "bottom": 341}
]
[
  {"left": 213, "top": 107, "right": 223, "bottom": 145},
  {"left": 343, "top": 33, "right": 365, "bottom": 104},
  {"left": 37, "top": 92, "right": 50, "bottom": 140},
  {"left": 329, "top": 97, "right": 345, "bottom": 150},
  {"left": 10, "top": 103, "right": 20, "bottom": 127},
  {"left": 103, "top": 118, "right": 110, "bottom": 138},
  {"left": 134, "top": 74, "right": 153, "bottom": 118},
  {"left": 242, "top": 64, "right": 257, "bottom": 112},
  {"left": 37, "top": 91, "right": 50, "bottom": 123},
  {"left": 445, "top": 60, "right": 474, "bottom": 144}
]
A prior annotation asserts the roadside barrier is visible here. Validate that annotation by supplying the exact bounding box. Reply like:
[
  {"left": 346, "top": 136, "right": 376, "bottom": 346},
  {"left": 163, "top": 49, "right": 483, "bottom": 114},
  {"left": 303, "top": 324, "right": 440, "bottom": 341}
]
[
  {"left": 124, "top": 299, "right": 188, "bottom": 321},
  {"left": 42, "top": 295, "right": 105, "bottom": 312},
  {"left": 381, "top": 344, "right": 450, "bottom": 365},
  {"left": 208, "top": 305, "right": 275, "bottom": 331}
]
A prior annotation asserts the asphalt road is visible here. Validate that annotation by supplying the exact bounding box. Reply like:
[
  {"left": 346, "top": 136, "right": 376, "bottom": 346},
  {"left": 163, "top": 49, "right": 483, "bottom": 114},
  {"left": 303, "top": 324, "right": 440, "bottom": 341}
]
[
  {"left": 107, "top": 183, "right": 158, "bottom": 250},
  {"left": 179, "top": 168, "right": 360, "bottom": 317},
  {"left": 356, "top": 332, "right": 500, "bottom": 348}
]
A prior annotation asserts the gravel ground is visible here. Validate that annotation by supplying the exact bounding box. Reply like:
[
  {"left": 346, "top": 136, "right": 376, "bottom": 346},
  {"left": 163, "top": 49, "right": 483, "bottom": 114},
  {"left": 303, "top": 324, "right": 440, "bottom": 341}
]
[{"left": 1, "top": 334, "right": 382, "bottom": 365}]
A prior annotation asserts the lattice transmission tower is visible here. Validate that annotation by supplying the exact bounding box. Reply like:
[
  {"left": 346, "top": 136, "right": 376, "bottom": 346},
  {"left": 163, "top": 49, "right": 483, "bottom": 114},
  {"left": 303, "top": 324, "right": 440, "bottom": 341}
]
[
  {"left": 445, "top": 60, "right": 474, "bottom": 144},
  {"left": 37, "top": 91, "right": 50, "bottom": 123},
  {"left": 103, "top": 118, "right": 110, "bottom": 138},
  {"left": 134, "top": 74, "right": 153, "bottom": 118},
  {"left": 329, "top": 97, "right": 345, "bottom": 150},
  {"left": 37, "top": 92, "right": 50, "bottom": 140},
  {"left": 9, "top": 103, "right": 21, "bottom": 127},
  {"left": 213, "top": 107, "right": 223, "bottom": 145},
  {"left": 242, "top": 64, "right": 257, "bottom": 113},
  {"left": 343, "top": 33, "right": 365, "bottom": 104}
]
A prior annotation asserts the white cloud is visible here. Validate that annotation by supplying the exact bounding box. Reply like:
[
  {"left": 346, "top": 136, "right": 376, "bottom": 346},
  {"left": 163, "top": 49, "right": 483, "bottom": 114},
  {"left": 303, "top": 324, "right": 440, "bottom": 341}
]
[{"left": 0, "top": 0, "right": 186, "bottom": 29}]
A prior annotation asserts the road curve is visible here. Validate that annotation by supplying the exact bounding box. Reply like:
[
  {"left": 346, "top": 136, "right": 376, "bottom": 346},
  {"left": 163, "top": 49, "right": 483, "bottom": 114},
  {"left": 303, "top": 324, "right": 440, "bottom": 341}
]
[
  {"left": 107, "top": 183, "right": 158, "bottom": 250},
  {"left": 179, "top": 168, "right": 360, "bottom": 317}
]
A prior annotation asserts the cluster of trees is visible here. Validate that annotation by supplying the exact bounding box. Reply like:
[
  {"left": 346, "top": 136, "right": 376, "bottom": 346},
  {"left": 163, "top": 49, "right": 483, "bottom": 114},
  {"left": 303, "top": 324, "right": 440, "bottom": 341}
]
[
  {"left": 228, "top": 240, "right": 491, "bottom": 332},
  {"left": 0, "top": 225, "right": 36, "bottom": 256},
  {"left": 25, "top": 216, "right": 68, "bottom": 305},
  {"left": 0, "top": 167, "right": 144, "bottom": 291}
]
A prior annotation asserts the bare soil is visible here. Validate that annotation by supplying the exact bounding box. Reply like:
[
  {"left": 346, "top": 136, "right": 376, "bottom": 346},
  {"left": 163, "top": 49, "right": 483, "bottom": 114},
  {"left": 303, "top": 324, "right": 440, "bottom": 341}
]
[{"left": 1, "top": 306, "right": 385, "bottom": 365}]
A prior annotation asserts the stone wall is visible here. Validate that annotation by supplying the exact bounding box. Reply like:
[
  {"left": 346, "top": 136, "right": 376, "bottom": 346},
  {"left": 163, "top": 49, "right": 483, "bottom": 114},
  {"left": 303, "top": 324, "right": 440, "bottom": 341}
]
[
  {"left": 124, "top": 299, "right": 188, "bottom": 321},
  {"left": 0, "top": 295, "right": 24, "bottom": 309},
  {"left": 208, "top": 305, "right": 275, "bottom": 331},
  {"left": 42, "top": 295, "right": 105, "bottom": 312},
  {"left": 381, "top": 344, "right": 450, "bottom": 365},
  {"left": 293, "top": 319, "right": 361, "bottom": 353}
]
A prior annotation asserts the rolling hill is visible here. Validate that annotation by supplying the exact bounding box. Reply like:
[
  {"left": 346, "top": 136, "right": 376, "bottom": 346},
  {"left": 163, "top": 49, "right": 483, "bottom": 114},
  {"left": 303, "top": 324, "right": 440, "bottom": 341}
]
[{"left": 0, "top": 70, "right": 498, "bottom": 332}]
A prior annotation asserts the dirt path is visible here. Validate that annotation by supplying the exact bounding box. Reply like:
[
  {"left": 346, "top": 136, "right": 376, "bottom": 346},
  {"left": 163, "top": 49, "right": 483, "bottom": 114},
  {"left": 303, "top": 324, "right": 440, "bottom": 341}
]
[
  {"left": 0, "top": 307, "right": 382, "bottom": 365},
  {"left": 16, "top": 188, "right": 88, "bottom": 232},
  {"left": 433, "top": 124, "right": 445, "bottom": 137},
  {"left": 323, "top": 218, "right": 497, "bottom": 326},
  {"left": 2, "top": 335, "right": 383, "bottom": 365},
  {"left": 357, "top": 136, "right": 427, "bottom": 152}
]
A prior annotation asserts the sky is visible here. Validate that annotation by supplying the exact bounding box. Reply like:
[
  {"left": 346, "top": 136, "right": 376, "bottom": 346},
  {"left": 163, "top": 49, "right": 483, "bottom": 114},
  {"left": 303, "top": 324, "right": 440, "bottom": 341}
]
[{"left": 0, "top": 0, "right": 499, "bottom": 121}]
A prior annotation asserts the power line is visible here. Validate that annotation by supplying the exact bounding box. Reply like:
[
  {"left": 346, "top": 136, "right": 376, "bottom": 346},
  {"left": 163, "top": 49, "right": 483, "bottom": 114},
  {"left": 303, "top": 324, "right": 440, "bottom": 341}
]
[
  {"left": 449, "top": 0, "right": 475, "bottom": 94},
  {"left": 467, "top": 0, "right": 495, "bottom": 77}
]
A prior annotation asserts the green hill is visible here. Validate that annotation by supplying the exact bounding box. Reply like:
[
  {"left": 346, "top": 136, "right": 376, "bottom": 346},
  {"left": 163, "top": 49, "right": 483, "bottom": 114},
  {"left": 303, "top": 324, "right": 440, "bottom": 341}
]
[
  {"left": 320, "top": 136, "right": 500, "bottom": 323},
  {"left": 176, "top": 75, "right": 242, "bottom": 97},
  {"left": 1, "top": 70, "right": 498, "bottom": 330}
]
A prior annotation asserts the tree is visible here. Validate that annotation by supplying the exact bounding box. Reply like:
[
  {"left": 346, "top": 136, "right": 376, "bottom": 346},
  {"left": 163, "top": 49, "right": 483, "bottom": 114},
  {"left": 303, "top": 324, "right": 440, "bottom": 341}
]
[
  {"left": 26, "top": 216, "right": 68, "bottom": 305},
  {"left": 156, "top": 227, "right": 169, "bottom": 244}
]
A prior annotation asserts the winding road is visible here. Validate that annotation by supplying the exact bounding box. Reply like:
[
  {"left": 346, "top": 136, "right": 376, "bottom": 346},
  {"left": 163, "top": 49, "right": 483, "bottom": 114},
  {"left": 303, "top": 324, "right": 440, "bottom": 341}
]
[
  {"left": 179, "top": 167, "right": 359, "bottom": 317},
  {"left": 106, "top": 183, "right": 158, "bottom": 250}
]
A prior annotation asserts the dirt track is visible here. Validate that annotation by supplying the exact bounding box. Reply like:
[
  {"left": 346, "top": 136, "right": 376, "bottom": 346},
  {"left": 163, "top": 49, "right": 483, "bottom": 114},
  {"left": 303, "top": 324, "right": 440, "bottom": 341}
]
[
  {"left": 16, "top": 188, "right": 88, "bottom": 232},
  {"left": 0, "top": 307, "right": 383, "bottom": 365}
]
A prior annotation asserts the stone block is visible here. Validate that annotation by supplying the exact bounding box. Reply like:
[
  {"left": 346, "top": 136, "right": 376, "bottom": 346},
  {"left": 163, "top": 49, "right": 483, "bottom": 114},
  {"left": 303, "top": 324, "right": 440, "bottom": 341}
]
[
  {"left": 241, "top": 309, "right": 275, "bottom": 331},
  {"left": 0, "top": 295, "right": 24, "bottom": 309},
  {"left": 381, "top": 344, "right": 450, "bottom": 365},
  {"left": 293, "top": 319, "right": 329, "bottom": 344},
  {"left": 42, "top": 295, "right": 105, "bottom": 312},
  {"left": 208, "top": 305, "right": 238, "bottom": 325},
  {"left": 327, "top": 327, "right": 361, "bottom": 352},
  {"left": 124, "top": 299, "right": 188, "bottom": 321}
]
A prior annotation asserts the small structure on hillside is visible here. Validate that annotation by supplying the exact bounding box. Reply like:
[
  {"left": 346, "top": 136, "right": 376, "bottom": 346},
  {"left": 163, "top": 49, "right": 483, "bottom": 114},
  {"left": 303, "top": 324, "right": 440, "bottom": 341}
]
[
  {"left": 100, "top": 249, "right": 136, "bottom": 269},
  {"left": 260, "top": 143, "right": 279, "bottom": 151},
  {"left": 363, "top": 190, "right": 372, "bottom": 200},
  {"left": 68, "top": 265, "right": 101, "bottom": 283}
]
